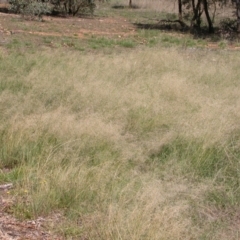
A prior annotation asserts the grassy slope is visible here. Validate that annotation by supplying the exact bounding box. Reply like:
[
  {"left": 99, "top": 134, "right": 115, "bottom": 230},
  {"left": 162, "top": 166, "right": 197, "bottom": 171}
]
[{"left": 1, "top": 2, "right": 240, "bottom": 240}]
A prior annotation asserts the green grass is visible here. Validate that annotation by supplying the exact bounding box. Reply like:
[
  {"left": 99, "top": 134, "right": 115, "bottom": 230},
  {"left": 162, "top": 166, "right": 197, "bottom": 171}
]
[{"left": 87, "top": 36, "right": 136, "bottom": 49}]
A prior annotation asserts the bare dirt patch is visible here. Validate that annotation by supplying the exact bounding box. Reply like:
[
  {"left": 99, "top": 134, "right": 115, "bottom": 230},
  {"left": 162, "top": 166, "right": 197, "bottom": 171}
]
[
  {"left": 0, "top": 212, "right": 63, "bottom": 240},
  {"left": 0, "top": 187, "right": 63, "bottom": 240},
  {"left": 0, "top": 11, "right": 136, "bottom": 39}
]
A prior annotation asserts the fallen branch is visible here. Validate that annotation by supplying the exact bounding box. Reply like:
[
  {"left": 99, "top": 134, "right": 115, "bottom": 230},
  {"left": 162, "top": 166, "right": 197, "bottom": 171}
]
[{"left": 0, "top": 184, "right": 13, "bottom": 190}]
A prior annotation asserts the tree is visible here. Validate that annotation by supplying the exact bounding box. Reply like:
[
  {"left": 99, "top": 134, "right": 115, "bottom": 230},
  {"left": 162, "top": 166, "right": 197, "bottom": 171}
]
[
  {"left": 202, "top": 0, "right": 214, "bottom": 32},
  {"left": 178, "top": 0, "right": 183, "bottom": 21},
  {"left": 191, "top": 0, "right": 204, "bottom": 29},
  {"left": 8, "top": 0, "right": 95, "bottom": 18},
  {"left": 235, "top": 0, "right": 240, "bottom": 32},
  {"left": 62, "top": 0, "right": 95, "bottom": 16},
  {"left": 129, "top": 0, "right": 132, "bottom": 8},
  {"left": 177, "top": 0, "right": 235, "bottom": 33},
  {"left": 8, "top": 0, "right": 52, "bottom": 20}
]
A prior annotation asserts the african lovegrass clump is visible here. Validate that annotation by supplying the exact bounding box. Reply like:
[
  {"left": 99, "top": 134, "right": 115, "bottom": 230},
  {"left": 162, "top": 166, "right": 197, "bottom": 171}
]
[{"left": 1, "top": 34, "right": 240, "bottom": 239}]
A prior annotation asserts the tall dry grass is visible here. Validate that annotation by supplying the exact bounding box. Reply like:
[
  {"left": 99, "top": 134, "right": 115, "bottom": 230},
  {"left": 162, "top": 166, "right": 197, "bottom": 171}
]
[{"left": 1, "top": 46, "right": 240, "bottom": 239}]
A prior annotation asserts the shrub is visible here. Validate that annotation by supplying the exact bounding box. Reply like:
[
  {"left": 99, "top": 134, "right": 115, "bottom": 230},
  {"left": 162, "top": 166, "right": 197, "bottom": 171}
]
[
  {"left": 8, "top": 0, "right": 53, "bottom": 21},
  {"left": 8, "top": 0, "right": 95, "bottom": 19}
]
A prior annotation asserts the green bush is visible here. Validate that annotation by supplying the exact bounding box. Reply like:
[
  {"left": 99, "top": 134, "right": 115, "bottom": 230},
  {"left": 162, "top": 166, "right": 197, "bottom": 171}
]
[
  {"left": 8, "top": 0, "right": 52, "bottom": 20},
  {"left": 8, "top": 0, "right": 95, "bottom": 19},
  {"left": 63, "top": 0, "right": 96, "bottom": 16}
]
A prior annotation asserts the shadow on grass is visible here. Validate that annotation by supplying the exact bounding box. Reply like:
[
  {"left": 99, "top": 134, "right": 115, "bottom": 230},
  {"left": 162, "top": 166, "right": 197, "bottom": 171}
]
[
  {"left": 112, "top": 4, "right": 140, "bottom": 9},
  {"left": 0, "top": 7, "right": 9, "bottom": 13},
  {"left": 134, "top": 21, "right": 239, "bottom": 42},
  {"left": 111, "top": 5, "right": 126, "bottom": 9}
]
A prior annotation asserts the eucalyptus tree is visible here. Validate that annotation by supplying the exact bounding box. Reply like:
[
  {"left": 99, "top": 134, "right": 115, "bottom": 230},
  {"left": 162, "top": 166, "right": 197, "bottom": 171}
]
[
  {"left": 177, "top": 0, "right": 214, "bottom": 32},
  {"left": 177, "top": 0, "right": 240, "bottom": 33}
]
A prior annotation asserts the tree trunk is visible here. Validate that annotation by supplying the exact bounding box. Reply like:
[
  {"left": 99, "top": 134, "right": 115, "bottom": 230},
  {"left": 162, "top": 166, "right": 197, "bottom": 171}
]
[
  {"left": 68, "top": 0, "right": 73, "bottom": 14},
  {"left": 203, "top": 0, "right": 214, "bottom": 33},
  {"left": 236, "top": 0, "right": 240, "bottom": 33},
  {"left": 192, "top": 0, "right": 196, "bottom": 11},
  {"left": 191, "top": 0, "right": 202, "bottom": 29},
  {"left": 129, "top": 0, "right": 132, "bottom": 8},
  {"left": 178, "top": 0, "right": 183, "bottom": 21}
]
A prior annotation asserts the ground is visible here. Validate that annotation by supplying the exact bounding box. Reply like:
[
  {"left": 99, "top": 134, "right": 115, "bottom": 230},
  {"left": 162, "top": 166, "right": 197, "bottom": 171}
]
[
  {"left": 0, "top": 14, "right": 136, "bottom": 38},
  {"left": 0, "top": 9, "right": 137, "bottom": 48},
  {"left": 1, "top": 186, "right": 63, "bottom": 239}
]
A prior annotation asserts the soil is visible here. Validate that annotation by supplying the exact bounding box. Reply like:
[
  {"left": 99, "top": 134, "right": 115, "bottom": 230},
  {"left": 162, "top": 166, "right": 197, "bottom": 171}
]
[
  {"left": 0, "top": 187, "right": 64, "bottom": 240},
  {"left": 0, "top": 8, "right": 136, "bottom": 40}
]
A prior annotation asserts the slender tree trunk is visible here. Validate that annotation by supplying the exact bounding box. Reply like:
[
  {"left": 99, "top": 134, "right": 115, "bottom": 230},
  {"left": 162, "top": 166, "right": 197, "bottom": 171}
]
[
  {"left": 129, "top": 0, "right": 132, "bottom": 8},
  {"left": 236, "top": 0, "right": 240, "bottom": 33},
  {"left": 68, "top": 0, "right": 73, "bottom": 14},
  {"left": 191, "top": 0, "right": 202, "bottom": 29},
  {"left": 202, "top": 0, "right": 214, "bottom": 33},
  {"left": 178, "top": 0, "right": 183, "bottom": 21},
  {"left": 192, "top": 0, "right": 196, "bottom": 11}
]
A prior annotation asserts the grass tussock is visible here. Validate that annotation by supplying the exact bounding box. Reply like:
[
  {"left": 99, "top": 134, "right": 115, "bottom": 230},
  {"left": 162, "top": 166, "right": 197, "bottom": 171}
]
[{"left": 1, "top": 46, "right": 240, "bottom": 239}]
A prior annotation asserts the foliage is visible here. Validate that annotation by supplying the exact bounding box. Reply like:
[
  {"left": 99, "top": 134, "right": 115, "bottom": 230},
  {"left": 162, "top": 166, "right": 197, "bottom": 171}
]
[
  {"left": 8, "top": 0, "right": 52, "bottom": 20},
  {"left": 219, "top": 18, "right": 237, "bottom": 39},
  {"left": 8, "top": 0, "right": 96, "bottom": 19},
  {"left": 59, "top": 0, "right": 96, "bottom": 16},
  {"left": 177, "top": 0, "right": 240, "bottom": 33}
]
